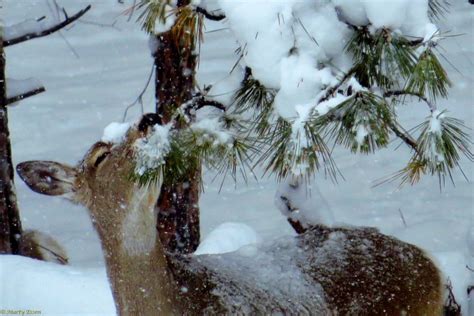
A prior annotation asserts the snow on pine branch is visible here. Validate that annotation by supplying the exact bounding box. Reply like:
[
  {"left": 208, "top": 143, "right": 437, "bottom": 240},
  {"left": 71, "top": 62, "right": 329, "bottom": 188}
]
[
  {"left": 218, "top": 0, "right": 436, "bottom": 101},
  {"left": 191, "top": 117, "right": 233, "bottom": 146},
  {"left": 217, "top": 0, "right": 471, "bottom": 184},
  {"left": 133, "top": 123, "right": 172, "bottom": 176}
]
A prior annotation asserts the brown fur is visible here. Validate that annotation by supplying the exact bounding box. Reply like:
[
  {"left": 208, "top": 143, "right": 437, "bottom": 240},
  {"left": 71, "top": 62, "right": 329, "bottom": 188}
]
[
  {"left": 18, "top": 229, "right": 68, "bottom": 265},
  {"left": 17, "top": 115, "right": 443, "bottom": 315}
]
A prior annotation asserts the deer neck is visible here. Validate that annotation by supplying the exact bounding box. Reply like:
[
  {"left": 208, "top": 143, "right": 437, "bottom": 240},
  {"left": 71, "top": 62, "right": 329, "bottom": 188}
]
[{"left": 91, "top": 183, "right": 181, "bottom": 315}]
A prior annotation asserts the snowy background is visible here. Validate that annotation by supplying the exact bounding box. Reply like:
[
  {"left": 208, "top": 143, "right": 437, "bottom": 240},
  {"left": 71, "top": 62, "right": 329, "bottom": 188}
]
[{"left": 1, "top": 0, "right": 473, "bottom": 315}]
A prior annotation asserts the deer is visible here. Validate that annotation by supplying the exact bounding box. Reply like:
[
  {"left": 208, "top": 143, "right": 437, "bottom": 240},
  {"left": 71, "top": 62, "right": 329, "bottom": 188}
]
[
  {"left": 17, "top": 113, "right": 443, "bottom": 315},
  {"left": 18, "top": 229, "right": 68, "bottom": 265}
]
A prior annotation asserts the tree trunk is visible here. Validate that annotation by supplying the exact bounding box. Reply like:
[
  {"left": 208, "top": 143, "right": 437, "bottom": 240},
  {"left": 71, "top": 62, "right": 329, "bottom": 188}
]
[
  {"left": 152, "top": 9, "right": 201, "bottom": 254},
  {"left": 0, "top": 37, "right": 23, "bottom": 254}
]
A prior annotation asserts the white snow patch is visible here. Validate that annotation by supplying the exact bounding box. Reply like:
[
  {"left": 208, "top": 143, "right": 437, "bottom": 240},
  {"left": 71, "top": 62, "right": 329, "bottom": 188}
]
[
  {"left": 429, "top": 110, "right": 445, "bottom": 135},
  {"left": 101, "top": 122, "right": 131, "bottom": 144},
  {"left": 362, "top": 0, "right": 410, "bottom": 29},
  {"left": 0, "top": 255, "right": 115, "bottom": 315},
  {"left": 194, "top": 222, "right": 260, "bottom": 255},
  {"left": 191, "top": 117, "right": 233, "bottom": 145},
  {"left": 428, "top": 110, "right": 446, "bottom": 163},
  {"left": 333, "top": 0, "right": 369, "bottom": 26},
  {"left": 355, "top": 124, "right": 369, "bottom": 145},
  {"left": 315, "top": 93, "right": 351, "bottom": 116}
]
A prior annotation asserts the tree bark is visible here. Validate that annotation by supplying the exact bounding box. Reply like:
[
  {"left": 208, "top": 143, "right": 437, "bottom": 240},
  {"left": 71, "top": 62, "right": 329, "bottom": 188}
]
[
  {"left": 0, "top": 36, "right": 23, "bottom": 254},
  {"left": 152, "top": 6, "right": 201, "bottom": 254}
]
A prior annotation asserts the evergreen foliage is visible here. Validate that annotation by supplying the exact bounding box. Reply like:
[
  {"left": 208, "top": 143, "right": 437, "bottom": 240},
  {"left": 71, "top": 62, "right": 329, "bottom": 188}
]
[{"left": 134, "top": 0, "right": 471, "bottom": 188}]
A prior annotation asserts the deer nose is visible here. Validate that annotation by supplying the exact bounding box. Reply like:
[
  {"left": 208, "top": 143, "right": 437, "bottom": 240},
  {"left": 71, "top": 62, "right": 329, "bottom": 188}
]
[{"left": 138, "top": 113, "right": 162, "bottom": 135}]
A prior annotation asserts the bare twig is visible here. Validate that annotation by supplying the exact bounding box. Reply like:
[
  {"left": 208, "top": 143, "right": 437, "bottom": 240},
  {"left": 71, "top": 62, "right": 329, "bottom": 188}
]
[
  {"left": 4, "top": 5, "right": 91, "bottom": 47},
  {"left": 6, "top": 87, "right": 46, "bottom": 106},
  {"left": 57, "top": 31, "right": 80, "bottom": 59},
  {"left": 398, "top": 208, "right": 407, "bottom": 228},
  {"left": 123, "top": 63, "right": 155, "bottom": 122},
  {"left": 78, "top": 19, "right": 120, "bottom": 30}
]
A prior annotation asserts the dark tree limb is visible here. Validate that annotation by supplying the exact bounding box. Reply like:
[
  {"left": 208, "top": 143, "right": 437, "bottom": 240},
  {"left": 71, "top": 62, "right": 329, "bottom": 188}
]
[
  {"left": 0, "top": 40, "right": 23, "bottom": 254},
  {"left": 384, "top": 90, "right": 436, "bottom": 112},
  {"left": 195, "top": 7, "right": 226, "bottom": 21},
  {"left": 195, "top": 97, "right": 226, "bottom": 111},
  {"left": 388, "top": 121, "right": 419, "bottom": 154},
  {"left": 3, "top": 5, "right": 91, "bottom": 47},
  {"left": 6, "top": 86, "right": 46, "bottom": 106}
]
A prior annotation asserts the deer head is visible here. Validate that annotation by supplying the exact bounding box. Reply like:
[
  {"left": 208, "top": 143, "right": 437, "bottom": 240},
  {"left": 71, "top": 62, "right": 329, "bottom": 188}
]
[
  {"left": 17, "top": 113, "right": 164, "bottom": 256},
  {"left": 17, "top": 114, "right": 182, "bottom": 315}
]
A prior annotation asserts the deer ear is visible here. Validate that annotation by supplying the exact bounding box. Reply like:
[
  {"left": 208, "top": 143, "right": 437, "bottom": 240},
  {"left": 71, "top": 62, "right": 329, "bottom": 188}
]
[{"left": 16, "top": 161, "right": 77, "bottom": 197}]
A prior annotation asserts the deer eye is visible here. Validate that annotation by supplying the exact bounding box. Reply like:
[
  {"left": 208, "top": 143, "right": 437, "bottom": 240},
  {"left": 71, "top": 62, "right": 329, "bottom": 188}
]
[{"left": 94, "top": 151, "right": 110, "bottom": 168}]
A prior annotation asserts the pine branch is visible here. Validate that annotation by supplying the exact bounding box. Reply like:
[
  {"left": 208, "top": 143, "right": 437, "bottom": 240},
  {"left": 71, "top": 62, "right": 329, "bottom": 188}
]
[
  {"left": 346, "top": 27, "right": 419, "bottom": 89},
  {"left": 388, "top": 121, "right": 419, "bottom": 153},
  {"left": 406, "top": 48, "right": 451, "bottom": 101},
  {"left": 3, "top": 5, "right": 91, "bottom": 47},
  {"left": 386, "top": 111, "right": 472, "bottom": 187},
  {"left": 195, "top": 7, "right": 225, "bottom": 21},
  {"left": 318, "top": 69, "right": 355, "bottom": 103},
  {"left": 384, "top": 90, "right": 437, "bottom": 112},
  {"left": 6, "top": 86, "right": 46, "bottom": 106}
]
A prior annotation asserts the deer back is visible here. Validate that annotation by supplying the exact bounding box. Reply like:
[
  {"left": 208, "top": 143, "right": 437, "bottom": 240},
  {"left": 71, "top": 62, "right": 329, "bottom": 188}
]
[{"left": 170, "top": 225, "right": 443, "bottom": 315}]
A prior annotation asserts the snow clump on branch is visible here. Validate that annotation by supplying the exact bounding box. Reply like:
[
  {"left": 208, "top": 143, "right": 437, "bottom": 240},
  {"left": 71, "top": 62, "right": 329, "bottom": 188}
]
[
  {"left": 133, "top": 124, "right": 171, "bottom": 176},
  {"left": 218, "top": 0, "right": 436, "bottom": 122}
]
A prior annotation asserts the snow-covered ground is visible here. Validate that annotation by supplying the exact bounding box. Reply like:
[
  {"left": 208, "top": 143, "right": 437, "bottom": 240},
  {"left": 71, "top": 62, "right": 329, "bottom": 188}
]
[{"left": 1, "top": 0, "right": 473, "bottom": 315}]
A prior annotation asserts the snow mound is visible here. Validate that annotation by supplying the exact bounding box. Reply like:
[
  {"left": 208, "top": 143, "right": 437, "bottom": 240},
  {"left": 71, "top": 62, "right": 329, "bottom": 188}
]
[
  {"left": 0, "top": 255, "right": 115, "bottom": 315},
  {"left": 194, "top": 222, "right": 260, "bottom": 255}
]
